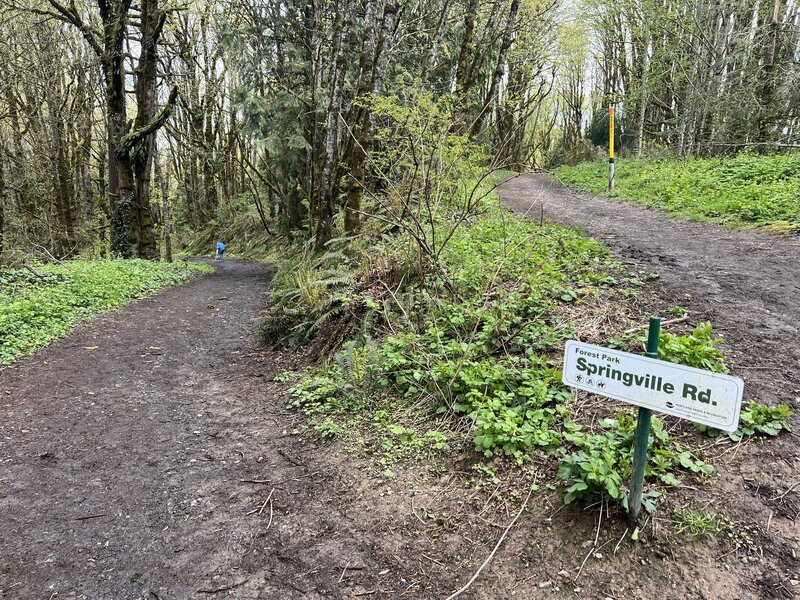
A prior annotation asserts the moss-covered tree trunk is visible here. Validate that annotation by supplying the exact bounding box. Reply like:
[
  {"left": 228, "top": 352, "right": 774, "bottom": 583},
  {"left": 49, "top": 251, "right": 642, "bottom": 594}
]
[
  {"left": 0, "top": 146, "right": 6, "bottom": 257},
  {"left": 315, "top": 0, "right": 356, "bottom": 250},
  {"left": 129, "top": 0, "right": 165, "bottom": 259},
  {"left": 48, "top": 0, "right": 175, "bottom": 259}
]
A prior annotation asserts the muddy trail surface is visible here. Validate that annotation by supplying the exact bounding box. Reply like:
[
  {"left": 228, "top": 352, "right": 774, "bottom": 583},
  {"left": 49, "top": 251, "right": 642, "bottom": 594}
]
[{"left": 0, "top": 260, "right": 429, "bottom": 599}]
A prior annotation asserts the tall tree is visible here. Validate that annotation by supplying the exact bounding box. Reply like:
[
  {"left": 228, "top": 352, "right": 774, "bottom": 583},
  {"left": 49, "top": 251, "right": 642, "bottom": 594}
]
[{"left": 43, "top": 0, "right": 177, "bottom": 258}]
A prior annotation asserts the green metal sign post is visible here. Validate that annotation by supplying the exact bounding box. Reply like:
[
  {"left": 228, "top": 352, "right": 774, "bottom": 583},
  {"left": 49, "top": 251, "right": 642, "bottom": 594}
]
[{"left": 628, "top": 316, "right": 661, "bottom": 522}]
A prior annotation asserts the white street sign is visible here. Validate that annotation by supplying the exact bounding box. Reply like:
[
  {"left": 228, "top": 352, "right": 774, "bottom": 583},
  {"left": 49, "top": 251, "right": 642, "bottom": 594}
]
[{"left": 562, "top": 341, "right": 744, "bottom": 432}]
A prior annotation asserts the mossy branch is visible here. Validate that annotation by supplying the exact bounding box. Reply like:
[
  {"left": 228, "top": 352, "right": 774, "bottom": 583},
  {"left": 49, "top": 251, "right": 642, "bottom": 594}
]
[{"left": 116, "top": 87, "right": 179, "bottom": 159}]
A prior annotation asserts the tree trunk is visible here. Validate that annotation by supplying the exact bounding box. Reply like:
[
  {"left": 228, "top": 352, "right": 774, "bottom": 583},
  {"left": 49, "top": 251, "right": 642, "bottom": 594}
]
[
  {"left": 47, "top": 0, "right": 174, "bottom": 259},
  {"left": 466, "top": 0, "right": 503, "bottom": 91},
  {"left": 97, "top": 144, "right": 108, "bottom": 257},
  {"left": 342, "top": 0, "right": 381, "bottom": 233},
  {"left": 452, "top": 0, "right": 479, "bottom": 131},
  {"left": 419, "top": 0, "right": 452, "bottom": 85},
  {"left": 130, "top": 0, "right": 164, "bottom": 259},
  {"left": 0, "top": 148, "right": 6, "bottom": 257},
  {"left": 154, "top": 153, "right": 172, "bottom": 262},
  {"left": 97, "top": 1, "right": 134, "bottom": 258},
  {"left": 470, "top": 0, "right": 520, "bottom": 137},
  {"left": 316, "top": 0, "right": 356, "bottom": 249},
  {"left": 454, "top": 0, "right": 479, "bottom": 96},
  {"left": 758, "top": 0, "right": 783, "bottom": 142}
]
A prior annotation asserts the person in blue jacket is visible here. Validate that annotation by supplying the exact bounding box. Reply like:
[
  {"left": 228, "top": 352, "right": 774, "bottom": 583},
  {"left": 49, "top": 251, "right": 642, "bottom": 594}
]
[{"left": 216, "top": 241, "right": 226, "bottom": 261}]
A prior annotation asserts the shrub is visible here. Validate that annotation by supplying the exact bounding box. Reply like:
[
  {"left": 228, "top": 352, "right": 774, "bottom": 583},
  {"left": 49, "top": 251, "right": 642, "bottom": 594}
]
[{"left": 695, "top": 400, "right": 792, "bottom": 441}]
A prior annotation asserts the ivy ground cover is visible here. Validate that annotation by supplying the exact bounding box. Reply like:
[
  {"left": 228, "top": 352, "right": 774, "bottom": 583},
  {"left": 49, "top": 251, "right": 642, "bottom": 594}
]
[
  {"left": 554, "top": 153, "right": 800, "bottom": 231},
  {"left": 0, "top": 259, "right": 212, "bottom": 365}
]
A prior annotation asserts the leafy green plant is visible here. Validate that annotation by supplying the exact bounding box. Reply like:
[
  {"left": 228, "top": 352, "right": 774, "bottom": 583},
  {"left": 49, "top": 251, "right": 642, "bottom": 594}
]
[
  {"left": 274, "top": 370, "right": 303, "bottom": 382},
  {"left": 696, "top": 400, "right": 792, "bottom": 441},
  {"left": 658, "top": 322, "right": 727, "bottom": 373},
  {"left": 557, "top": 413, "right": 712, "bottom": 508},
  {"left": 259, "top": 239, "right": 359, "bottom": 348},
  {"left": 314, "top": 417, "right": 342, "bottom": 439},
  {"left": 287, "top": 365, "right": 360, "bottom": 414},
  {"left": 718, "top": 518, "right": 760, "bottom": 554}
]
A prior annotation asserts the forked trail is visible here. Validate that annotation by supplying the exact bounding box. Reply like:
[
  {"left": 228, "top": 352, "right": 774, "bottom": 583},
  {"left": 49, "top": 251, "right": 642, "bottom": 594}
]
[{"left": 1, "top": 175, "right": 798, "bottom": 598}]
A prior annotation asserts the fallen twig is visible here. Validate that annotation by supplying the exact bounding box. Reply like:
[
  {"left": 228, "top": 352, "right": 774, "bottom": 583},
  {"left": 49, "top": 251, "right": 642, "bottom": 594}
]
[
  {"left": 260, "top": 488, "right": 275, "bottom": 515},
  {"left": 2, "top": 582, "right": 21, "bottom": 594},
  {"left": 31, "top": 244, "right": 66, "bottom": 265},
  {"left": 267, "top": 491, "right": 274, "bottom": 529},
  {"left": 246, "top": 488, "right": 275, "bottom": 516},
  {"left": 574, "top": 537, "right": 613, "bottom": 583},
  {"left": 444, "top": 484, "right": 535, "bottom": 600},
  {"left": 197, "top": 579, "right": 248, "bottom": 594},
  {"left": 772, "top": 481, "right": 799, "bottom": 501},
  {"left": 593, "top": 498, "right": 604, "bottom": 547},
  {"left": 624, "top": 314, "right": 688, "bottom": 334},
  {"left": 613, "top": 527, "right": 629, "bottom": 555},
  {"left": 23, "top": 262, "right": 45, "bottom": 279}
]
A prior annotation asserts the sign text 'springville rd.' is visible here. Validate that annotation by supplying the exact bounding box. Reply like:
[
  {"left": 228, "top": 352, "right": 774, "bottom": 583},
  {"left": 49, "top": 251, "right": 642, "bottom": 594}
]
[{"left": 562, "top": 341, "right": 744, "bottom": 432}]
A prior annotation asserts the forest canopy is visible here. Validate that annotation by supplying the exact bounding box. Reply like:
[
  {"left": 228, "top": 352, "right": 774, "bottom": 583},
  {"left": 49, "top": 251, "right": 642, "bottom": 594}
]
[{"left": 0, "top": 0, "right": 798, "bottom": 260}]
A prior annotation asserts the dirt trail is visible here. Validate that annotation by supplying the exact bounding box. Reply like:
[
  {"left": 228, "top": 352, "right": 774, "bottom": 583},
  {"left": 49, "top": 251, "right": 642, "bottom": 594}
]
[
  {"left": 0, "top": 260, "right": 432, "bottom": 599},
  {"left": 2, "top": 180, "right": 799, "bottom": 600},
  {"left": 499, "top": 173, "right": 800, "bottom": 405}
]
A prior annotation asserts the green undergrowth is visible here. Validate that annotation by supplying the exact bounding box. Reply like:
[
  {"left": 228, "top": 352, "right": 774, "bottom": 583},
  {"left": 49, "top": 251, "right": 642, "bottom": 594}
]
[
  {"left": 554, "top": 153, "right": 800, "bottom": 231},
  {"left": 610, "top": 321, "right": 729, "bottom": 373},
  {"left": 558, "top": 413, "right": 712, "bottom": 510},
  {"left": 0, "top": 259, "right": 211, "bottom": 365},
  {"left": 183, "top": 194, "right": 278, "bottom": 259},
  {"left": 695, "top": 400, "right": 792, "bottom": 441},
  {"left": 262, "top": 97, "right": 792, "bottom": 514},
  {"left": 268, "top": 191, "right": 793, "bottom": 512}
]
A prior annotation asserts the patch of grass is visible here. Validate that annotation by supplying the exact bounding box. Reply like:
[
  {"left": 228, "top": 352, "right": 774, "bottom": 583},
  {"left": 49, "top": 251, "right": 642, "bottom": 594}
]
[
  {"left": 0, "top": 259, "right": 211, "bottom": 365},
  {"left": 673, "top": 506, "right": 720, "bottom": 537},
  {"left": 554, "top": 153, "right": 800, "bottom": 229}
]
